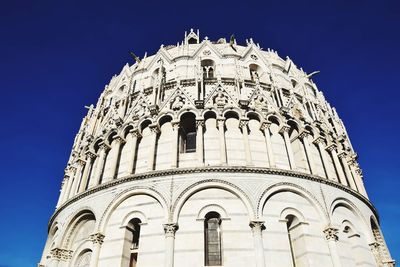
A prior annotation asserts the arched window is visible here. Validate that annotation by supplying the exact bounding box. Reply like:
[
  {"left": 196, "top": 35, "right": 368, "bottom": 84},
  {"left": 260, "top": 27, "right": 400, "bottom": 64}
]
[
  {"left": 285, "top": 214, "right": 309, "bottom": 267},
  {"left": 201, "top": 60, "right": 215, "bottom": 79},
  {"left": 204, "top": 212, "right": 222, "bottom": 266},
  {"left": 126, "top": 218, "right": 142, "bottom": 267},
  {"left": 180, "top": 113, "right": 196, "bottom": 153}
]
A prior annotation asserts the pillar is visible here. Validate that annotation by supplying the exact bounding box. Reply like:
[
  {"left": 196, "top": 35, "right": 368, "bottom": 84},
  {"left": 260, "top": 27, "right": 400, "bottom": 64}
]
[
  {"left": 217, "top": 118, "right": 227, "bottom": 165},
  {"left": 299, "top": 130, "right": 316, "bottom": 175},
  {"left": 171, "top": 120, "right": 180, "bottom": 168},
  {"left": 196, "top": 119, "right": 204, "bottom": 165},
  {"left": 78, "top": 151, "right": 96, "bottom": 193},
  {"left": 323, "top": 227, "right": 342, "bottom": 267},
  {"left": 338, "top": 152, "right": 358, "bottom": 191},
  {"left": 326, "top": 144, "right": 347, "bottom": 186},
  {"left": 280, "top": 124, "right": 296, "bottom": 170},
  {"left": 163, "top": 223, "right": 178, "bottom": 267},
  {"left": 126, "top": 128, "right": 140, "bottom": 174},
  {"left": 349, "top": 161, "right": 368, "bottom": 197},
  {"left": 62, "top": 172, "right": 73, "bottom": 203},
  {"left": 56, "top": 176, "right": 68, "bottom": 207},
  {"left": 148, "top": 124, "right": 159, "bottom": 171},
  {"left": 90, "top": 143, "right": 110, "bottom": 188},
  {"left": 106, "top": 135, "right": 125, "bottom": 182},
  {"left": 240, "top": 119, "right": 253, "bottom": 166},
  {"left": 250, "top": 221, "right": 266, "bottom": 267},
  {"left": 313, "top": 137, "right": 330, "bottom": 179},
  {"left": 261, "top": 122, "right": 275, "bottom": 168},
  {"left": 89, "top": 233, "right": 105, "bottom": 267},
  {"left": 69, "top": 160, "right": 85, "bottom": 198}
]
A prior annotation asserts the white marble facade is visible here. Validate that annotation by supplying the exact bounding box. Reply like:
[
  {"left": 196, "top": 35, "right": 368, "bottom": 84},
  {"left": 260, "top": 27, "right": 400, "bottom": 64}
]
[{"left": 39, "top": 30, "right": 395, "bottom": 267}]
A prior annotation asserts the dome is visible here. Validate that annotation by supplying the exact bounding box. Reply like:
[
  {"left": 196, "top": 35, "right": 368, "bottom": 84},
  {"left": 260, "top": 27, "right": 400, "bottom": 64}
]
[{"left": 39, "top": 29, "right": 394, "bottom": 267}]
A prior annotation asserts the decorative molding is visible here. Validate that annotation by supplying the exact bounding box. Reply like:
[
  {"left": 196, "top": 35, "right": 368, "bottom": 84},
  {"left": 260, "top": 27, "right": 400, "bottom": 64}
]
[
  {"left": 50, "top": 248, "right": 73, "bottom": 261},
  {"left": 90, "top": 232, "right": 105, "bottom": 245},
  {"left": 163, "top": 223, "right": 178, "bottom": 237},
  {"left": 323, "top": 226, "right": 339, "bottom": 241}
]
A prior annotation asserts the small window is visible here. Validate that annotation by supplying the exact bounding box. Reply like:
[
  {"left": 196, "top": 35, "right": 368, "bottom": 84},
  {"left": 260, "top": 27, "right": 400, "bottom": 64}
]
[
  {"left": 204, "top": 212, "right": 222, "bottom": 266},
  {"left": 180, "top": 113, "right": 197, "bottom": 153},
  {"left": 127, "top": 218, "right": 141, "bottom": 267}
]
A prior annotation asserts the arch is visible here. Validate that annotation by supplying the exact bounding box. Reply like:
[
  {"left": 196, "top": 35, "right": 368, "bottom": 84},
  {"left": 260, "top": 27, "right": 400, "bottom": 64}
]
[
  {"left": 92, "top": 137, "right": 105, "bottom": 152},
  {"left": 177, "top": 108, "right": 199, "bottom": 120},
  {"left": 61, "top": 208, "right": 96, "bottom": 249},
  {"left": 121, "top": 122, "right": 135, "bottom": 138},
  {"left": 105, "top": 130, "right": 118, "bottom": 145},
  {"left": 245, "top": 111, "right": 263, "bottom": 122},
  {"left": 71, "top": 246, "right": 93, "bottom": 267},
  {"left": 172, "top": 179, "right": 255, "bottom": 222},
  {"left": 222, "top": 108, "right": 242, "bottom": 119},
  {"left": 330, "top": 197, "right": 372, "bottom": 241},
  {"left": 197, "top": 204, "right": 229, "bottom": 220},
  {"left": 257, "top": 182, "right": 328, "bottom": 223},
  {"left": 280, "top": 207, "right": 306, "bottom": 223},
  {"left": 121, "top": 211, "right": 148, "bottom": 227},
  {"left": 266, "top": 114, "right": 283, "bottom": 126},
  {"left": 138, "top": 119, "right": 153, "bottom": 133},
  {"left": 203, "top": 109, "right": 218, "bottom": 119},
  {"left": 98, "top": 187, "right": 168, "bottom": 233},
  {"left": 158, "top": 114, "right": 173, "bottom": 127}
]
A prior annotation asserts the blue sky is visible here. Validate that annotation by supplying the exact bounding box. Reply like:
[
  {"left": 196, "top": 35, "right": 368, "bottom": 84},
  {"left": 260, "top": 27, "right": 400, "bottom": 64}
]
[{"left": 0, "top": 0, "right": 399, "bottom": 266}]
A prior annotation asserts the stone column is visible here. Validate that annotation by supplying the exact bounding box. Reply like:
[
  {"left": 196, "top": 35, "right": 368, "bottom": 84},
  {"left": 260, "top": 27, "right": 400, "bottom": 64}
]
[
  {"left": 323, "top": 226, "right": 342, "bottom": 267},
  {"left": 148, "top": 124, "right": 160, "bottom": 171},
  {"left": 163, "top": 223, "right": 178, "bottom": 267},
  {"left": 106, "top": 136, "right": 125, "bottom": 182},
  {"left": 313, "top": 137, "right": 330, "bottom": 179},
  {"left": 50, "top": 248, "right": 73, "bottom": 267},
  {"left": 56, "top": 176, "right": 68, "bottom": 207},
  {"left": 69, "top": 160, "right": 85, "bottom": 198},
  {"left": 196, "top": 119, "right": 204, "bottom": 165},
  {"left": 326, "top": 144, "right": 347, "bottom": 185},
  {"left": 250, "top": 221, "right": 266, "bottom": 267},
  {"left": 349, "top": 161, "right": 368, "bottom": 197},
  {"left": 62, "top": 172, "right": 73, "bottom": 203},
  {"left": 280, "top": 124, "right": 296, "bottom": 170},
  {"left": 240, "top": 119, "right": 253, "bottom": 166},
  {"left": 90, "top": 143, "right": 110, "bottom": 188},
  {"left": 89, "top": 233, "right": 105, "bottom": 267},
  {"left": 171, "top": 120, "right": 180, "bottom": 168},
  {"left": 338, "top": 152, "right": 357, "bottom": 191},
  {"left": 78, "top": 151, "right": 96, "bottom": 193},
  {"left": 299, "top": 130, "right": 316, "bottom": 175},
  {"left": 126, "top": 128, "right": 140, "bottom": 175},
  {"left": 217, "top": 118, "right": 227, "bottom": 165},
  {"left": 261, "top": 122, "right": 275, "bottom": 168}
]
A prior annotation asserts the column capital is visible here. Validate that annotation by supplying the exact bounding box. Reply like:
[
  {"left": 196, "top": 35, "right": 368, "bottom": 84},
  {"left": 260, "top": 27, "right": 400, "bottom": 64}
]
[
  {"left": 323, "top": 226, "right": 339, "bottom": 241},
  {"left": 196, "top": 119, "right": 205, "bottom": 128},
  {"left": 85, "top": 150, "right": 97, "bottom": 159},
  {"left": 239, "top": 119, "right": 249, "bottom": 129},
  {"left": 129, "top": 128, "right": 141, "bottom": 138},
  {"left": 171, "top": 120, "right": 180, "bottom": 128},
  {"left": 163, "top": 223, "right": 179, "bottom": 237},
  {"left": 260, "top": 121, "right": 272, "bottom": 131},
  {"left": 50, "top": 248, "right": 73, "bottom": 261},
  {"left": 325, "top": 143, "right": 337, "bottom": 152},
  {"left": 76, "top": 158, "right": 86, "bottom": 166},
  {"left": 149, "top": 124, "right": 160, "bottom": 134},
  {"left": 217, "top": 117, "right": 225, "bottom": 124},
  {"left": 249, "top": 220, "right": 266, "bottom": 231},
  {"left": 112, "top": 135, "right": 126, "bottom": 144},
  {"left": 298, "top": 129, "right": 310, "bottom": 139},
  {"left": 279, "top": 124, "right": 290, "bottom": 134},
  {"left": 337, "top": 151, "right": 349, "bottom": 159},
  {"left": 99, "top": 142, "right": 111, "bottom": 152},
  {"left": 90, "top": 232, "right": 105, "bottom": 245},
  {"left": 312, "top": 136, "right": 326, "bottom": 145}
]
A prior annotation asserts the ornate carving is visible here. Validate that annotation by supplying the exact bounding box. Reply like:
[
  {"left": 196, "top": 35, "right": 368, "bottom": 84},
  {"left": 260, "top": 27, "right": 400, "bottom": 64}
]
[
  {"left": 325, "top": 143, "right": 337, "bottom": 152},
  {"left": 171, "top": 95, "right": 186, "bottom": 111},
  {"left": 323, "top": 227, "right": 339, "bottom": 241},
  {"left": 214, "top": 91, "right": 228, "bottom": 108},
  {"left": 99, "top": 142, "right": 111, "bottom": 152},
  {"left": 50, "top": 248, "right": 73, "bottom": 261},
  {"left": 249, "top": 220, "right": 265, "bottom": 231},
  {"left": 90, "top": 232, "right": 105, "bottom": 245},
  {"left": 163, "top": 223, "right": 178, "bottom": 237},
  {"left": 196, "top": 119, "right": 205, "bottom": 128},
  {"left": 279, "top": 124, "right": 290, "bottom": 134}
]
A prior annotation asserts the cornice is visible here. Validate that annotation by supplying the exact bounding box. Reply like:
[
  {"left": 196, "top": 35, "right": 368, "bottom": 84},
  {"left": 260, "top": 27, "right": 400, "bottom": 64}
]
[{"left": 48, "top": 166, "right": 378, "bottom": 231}]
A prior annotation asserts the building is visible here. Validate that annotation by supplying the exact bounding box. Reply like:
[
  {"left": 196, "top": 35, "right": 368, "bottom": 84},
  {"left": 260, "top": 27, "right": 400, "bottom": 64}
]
[{"left": 39, "top": 29, "right": 395, "bottom": 267}]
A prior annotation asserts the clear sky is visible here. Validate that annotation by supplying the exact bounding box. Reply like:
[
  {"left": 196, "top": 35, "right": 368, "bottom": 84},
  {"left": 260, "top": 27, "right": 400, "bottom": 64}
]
[{"left": 0, "top": 0, "right": 399, "bottom": 266}]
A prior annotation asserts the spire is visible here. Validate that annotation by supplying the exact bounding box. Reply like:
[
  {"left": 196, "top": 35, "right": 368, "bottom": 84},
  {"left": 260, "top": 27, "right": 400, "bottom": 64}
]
[{"left": 184, "top": 28, "right": 200, "bottom": 45}]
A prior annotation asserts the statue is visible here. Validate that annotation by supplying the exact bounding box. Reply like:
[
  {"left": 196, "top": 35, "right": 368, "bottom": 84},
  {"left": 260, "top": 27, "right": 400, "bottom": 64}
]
[
  {"left": 214, "top": 91, "right": 227, "bottom": 108},
  {"left": 171, "top": 95, "right": 185, "bottom": 111}
]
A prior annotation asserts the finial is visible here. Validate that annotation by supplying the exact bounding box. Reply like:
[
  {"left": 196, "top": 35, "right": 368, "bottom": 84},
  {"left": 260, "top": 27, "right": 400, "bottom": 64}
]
[{"left": 204, "top": 36, "right": 209, "bottom": 40}]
